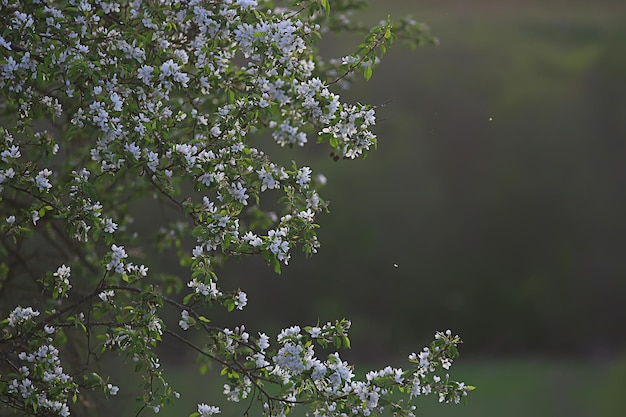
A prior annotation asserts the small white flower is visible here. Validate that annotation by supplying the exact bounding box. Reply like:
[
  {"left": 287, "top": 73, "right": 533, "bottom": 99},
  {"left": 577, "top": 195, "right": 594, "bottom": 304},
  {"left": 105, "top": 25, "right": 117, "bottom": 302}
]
[
  {"left": 257, "top": 333, "right": 270, "bottom": 350},
  {"left": 110, "top": 92, "right": 123, "bottom": 111},
  {"left": 35, "top": 168, "right": 53, "bottom": 191},
  {"left": 103, "top": 218, "right": 118, "bottom": 233},
  {"left": 298, "top": 209, "right": 315, "bottom": 223},
  {"left": 235, "top": 291, "right": 247, "bottom": 310},
  {"left": 1, "top": 145, "right": 20, "bottom": 162},
  {"left": 296, "top": 166, "right": 312, "bottom": 187},
  {"left": 0, "top": 34, "right": 11, "bottom": 50},
  {"left": 229, "top": 182, "right": 248, "bottom": 205},
  {"left": 160, "top": 59, "right": 180, "bottom": 78},
  {"left": 107, "top": 383, "right": 119, "bottom": 395},
  {"left": 137, "top": 265, "right": 148, "bottom": 276},
  {"left": 198, "top": 403, "right": 221, "bottom": 416},
  {"left": 242, "top": 231, "right": 262, "bottom": 247},
  {"left": 179, "top": 310, "right": 190, "bottom": 330},
  {"left": 137, "top": 65, "right": 154, "bottom": 84},
  {"left": 174, "top": 49, "right": 189, "bottom": 64},
  {"left": 125, "top": 142, "right": 141, "bottom": 160},
  {"left": 99, "top": 290, "right": 115, "bottom": 302},
  {"left": 53, "top": 264, "right": 72, "bottom": 296},
  {"left": 174, "top": 71, "right": 189, "bottom": 87},
  {"left": 192, "top": 245, "right": 204, "bottom": 259},
  {"left": 308, "top": 326, "right": 321, "bottom": 338}
]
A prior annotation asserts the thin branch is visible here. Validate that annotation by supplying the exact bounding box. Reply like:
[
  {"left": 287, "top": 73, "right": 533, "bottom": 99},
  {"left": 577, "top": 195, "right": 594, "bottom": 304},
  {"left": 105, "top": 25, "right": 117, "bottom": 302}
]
[
  {"left": 144, "top": 169, "right": 186, "bottom": 212},
  {"left": 163, "top": 329, "right": 226, "bottom": 367}
]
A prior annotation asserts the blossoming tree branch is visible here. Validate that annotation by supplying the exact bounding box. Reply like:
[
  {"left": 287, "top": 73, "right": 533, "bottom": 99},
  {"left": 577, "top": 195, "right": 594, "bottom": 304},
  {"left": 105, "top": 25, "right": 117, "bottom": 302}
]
[{"left": 0, "top": 0, "right": 473, "bottom": 416}]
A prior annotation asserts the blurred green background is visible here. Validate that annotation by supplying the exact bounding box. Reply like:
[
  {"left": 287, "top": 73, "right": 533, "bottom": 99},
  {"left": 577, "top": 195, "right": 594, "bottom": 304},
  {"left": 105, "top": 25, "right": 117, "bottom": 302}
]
[{"left": 152, "top": 1, "right": 626, "bottom": 416}]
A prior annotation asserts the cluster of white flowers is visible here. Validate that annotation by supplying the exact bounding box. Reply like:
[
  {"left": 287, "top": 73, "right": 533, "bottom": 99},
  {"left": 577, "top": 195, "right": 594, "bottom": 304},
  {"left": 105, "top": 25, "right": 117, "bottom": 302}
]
[
  {"left": 267, "top": 227, "right": 291, "bottom": 264},
  {"left": 8, "top": 342, "right": 76, "bottom": 417},
  {"left": 220, "top": 325, "right": 251, "bottom": 355},
  {"left": 147, "top": 316, "right": 164, "bottom": 337},
  {"left": 99, "top": 290, "right": 115, "bottom": 302},
  {"left": 215, "top": 326, "right": 470, "bottom": 417},
  {"left": 105, "top": 244, "right": 128, "bottom": 274},
  {"left": 0, "top": 1, "right": 365, "bottom": 316},
  {"left": 257, "top": 163, "right": 288, "bottom": 191},
  {"left": 51, "top": 264, "right": 72, "bottom": 298},
  {"left": 197, "top": 403, "right": 221, "bottom": 417},
  {"left": 178, "top": 310, "right": 192, "bottom": 331},
  {"left": 7, "top": 306, "right": 40, "bottom": 328},
  {"left": 188, "top": 278, "right": 222, "bottom": 298},
  {"left": 34, "top": 168, "right": 53, "bottom": 192},
  {"left": 235, "top": 290, "right": 248, "bottom": 310}
]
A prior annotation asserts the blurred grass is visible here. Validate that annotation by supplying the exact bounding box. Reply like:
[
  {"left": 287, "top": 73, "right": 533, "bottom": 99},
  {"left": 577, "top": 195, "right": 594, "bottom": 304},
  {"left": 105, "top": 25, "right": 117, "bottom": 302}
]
[{"left": 155, "top": 358, "right": 624, "bottom": 417}]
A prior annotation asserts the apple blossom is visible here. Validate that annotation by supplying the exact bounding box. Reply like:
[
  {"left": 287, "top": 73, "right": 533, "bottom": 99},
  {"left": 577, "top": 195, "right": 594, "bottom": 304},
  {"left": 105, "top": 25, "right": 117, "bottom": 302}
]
[{"left": 0, "top": 1, "right": 470, "bottom": 416}]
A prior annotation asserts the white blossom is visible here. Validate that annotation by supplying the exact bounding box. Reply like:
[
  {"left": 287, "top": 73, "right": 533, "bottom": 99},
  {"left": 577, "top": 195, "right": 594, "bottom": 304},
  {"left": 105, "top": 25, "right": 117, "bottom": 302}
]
[
  {"left": 198, "top": 403, "right": 221, "bottom": 416},
  {"left": 99, "top": 290, "right": 115, "bottom": 302},
  {"left": 0, "top": 2, "right": 471, "bottom": 416},
  {"left": 107, "top": 383, "right": 119, "bottom": 395},
  {"left": 35, "top": 169, "right": 53, "bottom": 191},
  {"left": 7, "top": 306, "right": 40, "bottom": 327},
  {"left": 235, "top": 291, "right": 247, "bottom": 310}
]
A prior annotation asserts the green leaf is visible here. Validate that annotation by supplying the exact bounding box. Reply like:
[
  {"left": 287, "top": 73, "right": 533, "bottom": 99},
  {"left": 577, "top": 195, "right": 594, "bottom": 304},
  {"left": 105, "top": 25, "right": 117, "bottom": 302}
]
[
  {"left": 319, "top": 0, "right": 330, "bottom": 16},
  {"left": 333, "top": 336, "right": 341, "bottom": 348},
  {"left": 363, "top": 65, "right": 373, "bottom": 81},
  {"left": 342, "top": 336, "right": 351, "bottom": 349},
  {"left": 273, "top": 257, "right": 281, "bottom": 275},
  {"left": 91, "top": 372, "right": 104, "bottom": 385},
  {"left": 183, "top": 293, "right": 194, "bottom": 305}
]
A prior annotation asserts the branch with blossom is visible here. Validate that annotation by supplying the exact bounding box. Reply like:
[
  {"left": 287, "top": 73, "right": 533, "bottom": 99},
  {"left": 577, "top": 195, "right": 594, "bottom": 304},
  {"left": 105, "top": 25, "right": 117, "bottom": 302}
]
[{"left": 0, "top": 0, "right": 471, "bottom": 416}]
